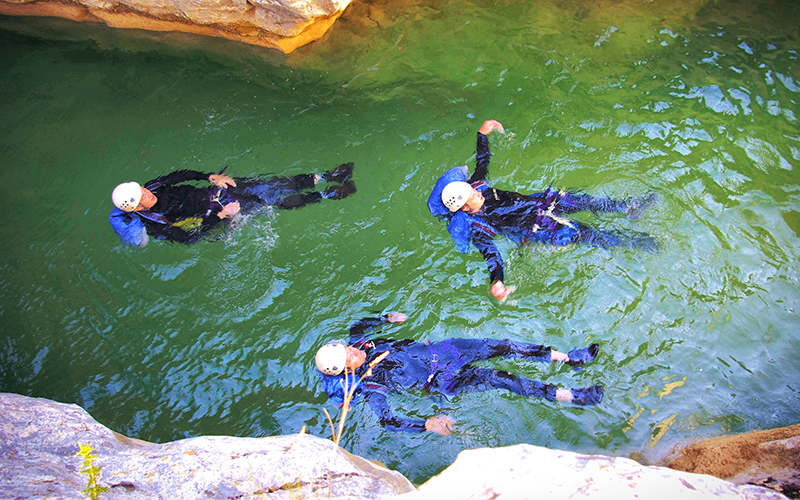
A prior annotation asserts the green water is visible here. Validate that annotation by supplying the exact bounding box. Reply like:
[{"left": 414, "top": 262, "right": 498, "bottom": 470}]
[{"left": 1, "top": 0, "right": 798, "bottom": 483}]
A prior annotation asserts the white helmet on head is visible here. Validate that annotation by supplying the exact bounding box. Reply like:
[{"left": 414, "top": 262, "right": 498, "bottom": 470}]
[
  {"left": 441, "top": 181, "right": 473, "bottom": 212},
  {"left": 315, "top": 342, "right": 347, "bottom": 376},
  {"left": 112, "top": 182, "right": 142, "bottom": 212}
]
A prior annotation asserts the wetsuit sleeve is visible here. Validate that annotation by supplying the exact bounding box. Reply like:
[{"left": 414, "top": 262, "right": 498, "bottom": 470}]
[
  {"left": 470, "top": 227, "right": 505, "bottom": 284},
  {"left": 348, "top": 316, "right": 390, "bottom": 343},
  {"left": 468, "top": 132, "right": 491, "bottom": 183},
  {"left": 363, "top": 391, "right": 427, "bottom": 432},
  {"left": 146, "top": 170, "right": 212, "bottom": 188}
]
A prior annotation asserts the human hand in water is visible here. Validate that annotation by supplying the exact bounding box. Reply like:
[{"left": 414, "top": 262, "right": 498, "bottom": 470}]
[
  {"left": 209, "top": 174, "right": 237, "bottom": 188},
  {"left": 490, "top": 280, "right": 515, "bottom": 301},
  {"left": 217, "top": 201, "right": 240, "bottom": 219},
  {"left": 386, "top": 312, "right": 407, "bottom": 323},
  {"left": 479, "top": 120, "right": 505, "bottom": 135},
  {"left": 425, "top": 415, "right": 455, "bottom": 435}
]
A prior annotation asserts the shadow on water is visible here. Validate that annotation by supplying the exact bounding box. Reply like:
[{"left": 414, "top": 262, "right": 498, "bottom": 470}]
[{"left": 1, "top": 0, "right": 799, "bottom": 484}]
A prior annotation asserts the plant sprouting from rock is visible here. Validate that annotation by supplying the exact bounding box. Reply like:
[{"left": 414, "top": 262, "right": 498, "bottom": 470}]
[{"left": 75, "top": 443, "right": 108, "bottom": 500}]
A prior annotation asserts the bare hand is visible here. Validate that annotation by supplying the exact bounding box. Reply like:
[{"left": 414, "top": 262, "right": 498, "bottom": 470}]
[
  {"left": 425, "top": 415, "right": 455, "bottom": 435},
  {"left": 209, "top": 174, "right": 237, "bottom": 188},
  {"left": 479, "top": 120, "right": 505, "bottom": 135},
  {"left": 386, "top": 312, "right": 407, "bottom": 324},
  {"left": 490, "top": 280, "right": 515, "bottom": 301},
  {"left": 217, "top": 201, "right": 240, "bottom": 219},
  {"left": 555, "top": 388, "right": 573, "bottom": 403}
]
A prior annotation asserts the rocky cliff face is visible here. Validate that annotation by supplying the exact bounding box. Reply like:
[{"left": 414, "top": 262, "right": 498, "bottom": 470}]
[
  {"left": 1, "top": 392, "right": 793, "bottom": 500},
  {"left": 0, "top": 393, "right": 415, "bottom": 499},
  {"left": 0, "top": 0, "right": 351, "bottom": 52}
]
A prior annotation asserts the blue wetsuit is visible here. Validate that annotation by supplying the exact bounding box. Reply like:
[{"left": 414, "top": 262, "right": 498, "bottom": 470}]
[
  {"left": 320, "top": 316, "right": 600, "bottom": 433},
  {"left": 429, "top": 133, "right": 658, "bottom": 284},
  {"left": 109, "top": 165, "right": 354, "bottom": 247}
]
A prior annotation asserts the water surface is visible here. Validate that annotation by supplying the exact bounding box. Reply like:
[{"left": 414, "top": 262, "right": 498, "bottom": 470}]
[{"left": 1, "top": 0, "right": 798, "bottom": 483}]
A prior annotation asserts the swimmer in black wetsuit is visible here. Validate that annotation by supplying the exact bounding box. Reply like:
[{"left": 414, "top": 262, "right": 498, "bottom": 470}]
[
  {"left": 428, "top": 119, "right": 658, "bottom": 300},
  {"left": 315, "top": 313, "right": 603, "bottom": 435},
  {"left": 109, "top": 163, "right": 355, "bottom": 247}
]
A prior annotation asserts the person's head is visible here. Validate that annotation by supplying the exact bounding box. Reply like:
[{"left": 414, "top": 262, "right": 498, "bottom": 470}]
[
  {"left": 315, "top": 342, "right": 366, "bottom": 376},
  {"left": 112, "top": 182, "right": 157, "bottom": 212},
  {"left": 442, "top": 181, "right": 484, "bottom": 213}
]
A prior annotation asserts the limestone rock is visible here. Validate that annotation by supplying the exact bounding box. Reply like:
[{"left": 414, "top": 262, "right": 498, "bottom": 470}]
[
  {"left": 667, "top": 425, "right": 800, "bottom": 499},
  {"left": 397, "top": 444, "right": 789, "bottom": 500},
  {"left": 2, "top": 392, "right": 795, "bottom": 500},
  {"left": 0, "top": 392, "right": 415, "bottom": 499},
  {"left": 0, "top": 0, "right": 351, "bottom": 52}
]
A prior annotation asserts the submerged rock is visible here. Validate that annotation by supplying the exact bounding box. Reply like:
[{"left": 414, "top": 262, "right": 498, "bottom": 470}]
[{"left": 0, "top": 0, "right": 351, "bottom": 52}]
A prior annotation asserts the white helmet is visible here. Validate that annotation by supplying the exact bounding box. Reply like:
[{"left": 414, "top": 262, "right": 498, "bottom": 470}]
[
  {"left": 441, "top": 181, "right": 473, "bottom": 212},
  {"left": 112, "top": 182, "right": 142, "bottom": 212},
  {"left": 315, "top": 343, "right": 347, "bottom": 376}
]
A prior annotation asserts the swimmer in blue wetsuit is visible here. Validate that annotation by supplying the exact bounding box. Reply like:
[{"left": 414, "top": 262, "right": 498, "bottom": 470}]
[
  {"left": 428, "top": 119, "right": 658, "bottom": 300},
  {"left": 109, "top": 163, "right": 355, "bottom": 247},
  {"left": 315, "top": 313, "right": 603, "bottom": 435}
]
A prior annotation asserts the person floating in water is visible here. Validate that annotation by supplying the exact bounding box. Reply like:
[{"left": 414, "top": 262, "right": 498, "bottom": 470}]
[
  {"left": 110, "top": 163, "right": 355, "bottom": 247},
  {"left": 428, "top": 119, "right": 658, "bottom": 300},
  {"left": 315, "top": 312, "right": 603, "bottom": 435}
]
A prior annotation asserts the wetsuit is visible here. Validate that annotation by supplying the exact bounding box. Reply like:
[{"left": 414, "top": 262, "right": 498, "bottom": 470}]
[
  {"left": 430, "top": 133, "right": 658, "bottom": 285},
  {"left": 320, "top": 316, "right": 567, "bottom": 433},
  {"left": 110, "top": 166, "right": 351, "bottom": 247}
]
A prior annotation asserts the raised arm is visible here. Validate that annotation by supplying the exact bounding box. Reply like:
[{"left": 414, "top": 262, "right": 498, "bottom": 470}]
[{"left": 468, "top": 120, "right": 504, "bottom": 184}]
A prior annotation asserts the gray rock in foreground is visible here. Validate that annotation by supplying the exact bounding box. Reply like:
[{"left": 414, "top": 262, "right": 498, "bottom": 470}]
[
  {"left": 398, "top": 444, "right": 789, "bottom": 500},
  {"left": 1, "top": 392, "right": 790, "bottom": 500},
  {"left": 0, "top": 392, "right": 415, "bottom": 499}
]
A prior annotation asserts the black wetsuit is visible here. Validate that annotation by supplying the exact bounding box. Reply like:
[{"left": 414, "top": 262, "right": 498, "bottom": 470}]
[
  {"left": 109, "top": 169, "right": 333, "bottom": 245},
  {"left": 466, "top": 133, "right": 657, "bottom": 284},
  {"left": 323, "top": 316, "right": 561, "bottom": 432}
]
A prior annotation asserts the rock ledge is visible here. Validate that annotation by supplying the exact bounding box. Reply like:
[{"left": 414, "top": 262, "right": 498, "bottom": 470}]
[
  {"left": 0, "top": 392, "right": 793, "bottom": 500},
  {"left": 0, "top": 0, "right": 352, "bottom": 52}
]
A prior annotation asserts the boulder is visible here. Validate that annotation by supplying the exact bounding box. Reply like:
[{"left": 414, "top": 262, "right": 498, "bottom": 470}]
[
  {"left": 0, "top": 0, "right": 351, "bottom": 52},
  {"left": 0, "top": 392, "right": 416, "bottom": 499},
  {"left": 667, "top": 425, "right": 800, "bottom": 499},
  {"left": 1, "top": 392, "right": 794, "bottom": 500},
  {"left": 397, "top": 444, "right": 789, "bottom": 500}
]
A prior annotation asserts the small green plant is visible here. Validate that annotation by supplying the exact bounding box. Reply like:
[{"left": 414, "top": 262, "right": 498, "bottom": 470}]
[{"left": 74, "top": 443, "right": 108, "bottom": 500}]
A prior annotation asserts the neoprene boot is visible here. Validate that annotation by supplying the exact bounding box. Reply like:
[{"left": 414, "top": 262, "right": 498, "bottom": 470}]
[
  {"left": 323, "top": 162, "right": 354, "bottom": 183},
  {"left": 566, "top": 343, "right": 599, "bottom": 367},
  {"left": 323, "top": 180, "right": 356, "bottom": 200},
  {"left": 571, "top": 385, "right": 604, "bottom": 406}
]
